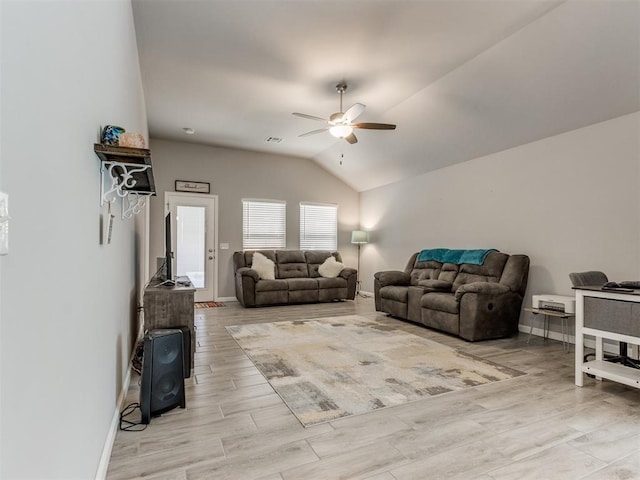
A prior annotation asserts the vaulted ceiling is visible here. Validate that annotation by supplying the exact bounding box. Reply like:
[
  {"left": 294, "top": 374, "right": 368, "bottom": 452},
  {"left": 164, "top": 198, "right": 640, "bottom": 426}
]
[{"left": 132, "top": 0, "right": 640, "bottom": 192}]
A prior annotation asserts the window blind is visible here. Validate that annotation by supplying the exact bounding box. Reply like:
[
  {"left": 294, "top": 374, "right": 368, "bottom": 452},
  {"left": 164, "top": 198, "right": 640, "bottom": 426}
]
[
  {"left": 300, "top": 202, "right": 337, "bottom": 250},
  {"left": 242, "top": 199, "right": 286, "bottom": 249}
]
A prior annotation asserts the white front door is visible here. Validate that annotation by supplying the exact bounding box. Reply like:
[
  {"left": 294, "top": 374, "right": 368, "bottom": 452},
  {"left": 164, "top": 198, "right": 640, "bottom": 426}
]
[{"left": 165, "top": 192, "right": 218, "bottom": 302}]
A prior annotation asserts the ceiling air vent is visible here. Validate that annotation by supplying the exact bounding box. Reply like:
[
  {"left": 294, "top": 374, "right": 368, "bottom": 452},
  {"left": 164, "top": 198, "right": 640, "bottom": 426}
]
[{"left": 264, "top": 136, "right": 283, "bottom": 144}]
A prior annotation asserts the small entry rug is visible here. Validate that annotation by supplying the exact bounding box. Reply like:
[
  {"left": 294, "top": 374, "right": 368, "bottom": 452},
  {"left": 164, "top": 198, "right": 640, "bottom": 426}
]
[
  {"left": 195, "top": 302, "right": 225, "bottom": 308},
  {"left": 226, "top": 315, "right": 525, "bottom": 426}
]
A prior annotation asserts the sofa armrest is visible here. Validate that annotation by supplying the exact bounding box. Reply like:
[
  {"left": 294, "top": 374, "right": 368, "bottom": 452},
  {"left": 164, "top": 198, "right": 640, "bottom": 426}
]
[
  {"left": 236, "top": 266, "right": 260, "bottom": 282},
  {"left": 454, "top": 282, "right": 510, "bottom": 301},
  {"left": 374, "top": 270, "right": 411, "bottom": 287},
  {"left": 339, "top": 267, "right": 357, "bottom": 280}
]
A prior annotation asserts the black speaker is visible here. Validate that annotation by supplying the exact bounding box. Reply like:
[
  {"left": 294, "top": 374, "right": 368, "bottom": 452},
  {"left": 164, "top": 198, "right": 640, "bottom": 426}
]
[
  {"left": 140, "top": 329, "right": 186, "bottom": 424},
  {"left": 176, "top": 325, "right": 192, "bottom": 378}
]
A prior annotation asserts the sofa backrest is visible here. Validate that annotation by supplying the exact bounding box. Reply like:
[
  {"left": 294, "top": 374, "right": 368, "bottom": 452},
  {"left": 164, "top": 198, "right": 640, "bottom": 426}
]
[
  {"left": 499, "top": 254, "right": 530, "bottom": 296},
  {"left": 451, "top": 252, "right": 508, "bottom": 291},
  {"left": 305, "top": 251, "right": 341, "bottom": 278},
  {"left": 276, "top": 250, "right": 309, "bottom": 278},
  {"left": 408, "top": 251, "right": 527, "bottom": 294},
  {"left": 410, "top": 258, "right": 447, "bottom": 285},
  {"left": 233, "top": 250, "right": 342, "bottom": 279},
  {"left": 233, "top": 250, "right": 276, "bottom": 270}
]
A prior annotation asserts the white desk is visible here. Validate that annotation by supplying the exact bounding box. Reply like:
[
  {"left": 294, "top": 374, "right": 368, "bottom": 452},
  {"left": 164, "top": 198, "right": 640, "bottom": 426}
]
[{"left": 574, "top": 286, "right": 640, "bottom": 388}]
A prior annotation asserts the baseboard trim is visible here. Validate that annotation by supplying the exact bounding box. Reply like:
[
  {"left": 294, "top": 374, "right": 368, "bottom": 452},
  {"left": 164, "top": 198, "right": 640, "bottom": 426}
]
[
  {"left": 95, "top": 321, "right": 144, "bottom": 479},
  {"left": 517, "top": 323, "right": 626, "bottom": 355},
  {"left": 95, "top": 367, "right": 131, "bottom": 479},
  {"left": 217, "top": 296, "right": 238, "bottom": 303}
]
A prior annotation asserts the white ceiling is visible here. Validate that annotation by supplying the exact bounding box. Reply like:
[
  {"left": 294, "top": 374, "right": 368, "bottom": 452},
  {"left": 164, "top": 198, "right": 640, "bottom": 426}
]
[{"left": 132, "top": 0, "right": 640, "bottom": 192}]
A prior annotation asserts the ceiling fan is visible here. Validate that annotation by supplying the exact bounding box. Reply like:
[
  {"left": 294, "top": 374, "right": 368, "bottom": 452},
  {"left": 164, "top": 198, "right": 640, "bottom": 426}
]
[{"left": 293, "top": 83, "right": 396, "bottom": 144}]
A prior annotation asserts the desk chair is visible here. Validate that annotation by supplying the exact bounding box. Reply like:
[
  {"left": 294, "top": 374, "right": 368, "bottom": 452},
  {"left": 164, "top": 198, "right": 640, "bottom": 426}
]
[{"left": 569, "top": 270, "right": 634, "bottom": 367}]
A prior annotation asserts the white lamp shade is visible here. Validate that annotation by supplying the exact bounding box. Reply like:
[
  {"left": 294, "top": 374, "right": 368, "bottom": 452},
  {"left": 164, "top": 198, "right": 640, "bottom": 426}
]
[{"left": 351, "top": 230, "right": 369, "bottom": 244}]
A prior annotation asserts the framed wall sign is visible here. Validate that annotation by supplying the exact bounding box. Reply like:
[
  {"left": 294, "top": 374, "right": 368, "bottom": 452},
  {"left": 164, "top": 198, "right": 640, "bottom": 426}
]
[{"left": 175, "top": 180, "right": 210, "bottom": 194}]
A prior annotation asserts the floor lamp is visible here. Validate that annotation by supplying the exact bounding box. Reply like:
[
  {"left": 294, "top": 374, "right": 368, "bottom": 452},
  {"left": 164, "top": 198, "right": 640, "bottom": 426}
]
[{"left": 351, "top": 230, "right": 369, "bottom": 296}]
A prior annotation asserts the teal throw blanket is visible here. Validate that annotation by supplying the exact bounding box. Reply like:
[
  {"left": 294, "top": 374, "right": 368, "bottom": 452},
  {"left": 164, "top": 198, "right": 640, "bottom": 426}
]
[{"left": 417, "top": 248, "right": 498, "bottom": 265}]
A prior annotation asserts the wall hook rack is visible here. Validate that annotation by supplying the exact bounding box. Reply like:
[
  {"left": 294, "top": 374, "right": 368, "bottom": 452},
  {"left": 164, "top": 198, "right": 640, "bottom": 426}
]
[{"left": 94, "top": 144, "right": 156, "bottom": 219}]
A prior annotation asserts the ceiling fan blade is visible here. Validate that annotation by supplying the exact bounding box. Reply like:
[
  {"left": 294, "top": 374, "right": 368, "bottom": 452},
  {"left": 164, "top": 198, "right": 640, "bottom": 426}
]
[
  {"left": 344, "top": 132, "right": 358, "bottom": 144},
  {"left": 343, "top": 103, "right": 366, "bottom": 123},
  {"left": 352, "top": 122, "right": 396, "bottom": 130},
  {"left": 292, "top": 112, "right": 327, "bottom": 122},
  {"left": 299, "top": 128, "right": 329, "bottom": 137}
]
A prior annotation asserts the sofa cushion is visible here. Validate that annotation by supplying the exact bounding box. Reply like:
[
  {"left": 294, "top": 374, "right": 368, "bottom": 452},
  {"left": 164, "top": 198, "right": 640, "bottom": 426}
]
[
  {"left": 255, "top": 279, "right": 289, "bottom": 292},
  {"left": 306, "top": 251, "right": 338, "bottom": 277},
  {"left": 417, "top": 279, "right": 452, "bottom": 292},
  {"left": 278, "top": 263, "right": 309, "bottom": 279},
  {"left": 277, "top": 250, "right": 306, "bottom": 263},
  {"left": 451, "top": 252, "right": 508, "bottom": 291},
  {"left": 252, "top": 252, "right": 275, "bottom": 280},
  {"left": 290, "top": 289, "right": 320, "bottom": 304},
  {"left": 318, "top": 256, "right": 344, "bottom": 278},
  {"left": 421, "top": 292, "right": 459, "bottom": 314},
  {"left": 437, "top": 263, "right": 460, "bottom": 284},
  {"left": 287, "top": 278, "right": 318, "bottom": 291},
  {"left": 317, "top": 276, "right": 347, "bottom": 288},
  {"left": 275, "top": 250, "right": 309, "bottom": 279},
  {"left": 246, "top": 250, "right": 276, "bottom": 265},
  {"left": 410, "top": 260, "right": 442, "bottom": 285}
]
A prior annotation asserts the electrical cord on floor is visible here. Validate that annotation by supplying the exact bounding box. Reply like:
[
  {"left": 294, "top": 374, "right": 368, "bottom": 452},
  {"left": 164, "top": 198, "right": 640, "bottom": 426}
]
[{"left": 119, "top": 403, "right": 147, "bottom": 432}]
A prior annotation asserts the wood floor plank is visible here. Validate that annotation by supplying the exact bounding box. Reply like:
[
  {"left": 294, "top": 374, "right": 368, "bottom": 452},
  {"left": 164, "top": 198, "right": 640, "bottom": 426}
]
[
  {"left": 186, "top": 440, "right": 318, "bottom": 480},
  {"left": 107, "top": 298, "right": 640, "bottom": 480}
]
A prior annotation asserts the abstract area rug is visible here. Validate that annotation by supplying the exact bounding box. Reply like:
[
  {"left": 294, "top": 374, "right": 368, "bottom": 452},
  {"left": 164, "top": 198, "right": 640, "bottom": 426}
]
[
  {"left": 226, "top": 315, "right": 525, "bottom": 426},
  {"left": 194, "top": 302, "right": 225, "bottom": 308}
]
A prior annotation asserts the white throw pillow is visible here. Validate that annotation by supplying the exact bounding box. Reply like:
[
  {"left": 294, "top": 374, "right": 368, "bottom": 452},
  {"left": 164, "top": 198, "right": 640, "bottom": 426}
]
[
  {"left": 251, "top": 252, "right": 275, "bottom": 280},
  {"left": 318, "top": 256, "right": 344, "bottom": 278}
]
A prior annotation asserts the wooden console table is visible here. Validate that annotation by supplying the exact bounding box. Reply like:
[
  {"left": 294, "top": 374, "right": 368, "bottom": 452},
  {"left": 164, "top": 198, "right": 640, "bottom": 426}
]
[
  {"left": 143, "top": 276, "right": 196, "bottom": 370},
  {"left": 574, "top": 286, "right": 640, "bottom": 388}
]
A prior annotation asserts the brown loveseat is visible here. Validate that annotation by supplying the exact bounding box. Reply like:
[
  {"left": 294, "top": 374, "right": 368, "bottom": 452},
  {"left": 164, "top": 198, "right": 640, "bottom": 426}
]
[
  {"left": 374, "top": 249, "right": 529, "bottom": 341},
  {"left": 233, "top": 250, "right": 357, "bottom": 307}
]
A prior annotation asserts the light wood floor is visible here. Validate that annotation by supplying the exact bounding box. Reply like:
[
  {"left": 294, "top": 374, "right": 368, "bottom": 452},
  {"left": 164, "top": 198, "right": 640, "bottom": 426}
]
[{"left": 107, "top": 298, "right": 640, "bottom": 480}]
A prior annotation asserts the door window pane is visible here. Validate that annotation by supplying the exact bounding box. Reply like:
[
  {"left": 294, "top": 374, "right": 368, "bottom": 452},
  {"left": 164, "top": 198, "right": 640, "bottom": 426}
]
[{"left": 176, "top": 205, "right": 205, "bottom": 288}]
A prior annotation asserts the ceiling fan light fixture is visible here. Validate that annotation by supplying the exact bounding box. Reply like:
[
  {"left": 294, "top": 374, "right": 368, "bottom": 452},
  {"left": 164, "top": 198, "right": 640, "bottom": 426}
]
[{"left": 329, "top": 124, "right": 353, "bottom": 138}]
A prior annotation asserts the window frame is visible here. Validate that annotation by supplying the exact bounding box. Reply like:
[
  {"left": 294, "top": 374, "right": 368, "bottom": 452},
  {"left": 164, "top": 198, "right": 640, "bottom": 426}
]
[
  {"left": 299, "top": 202, "right": 338, "bottom": 251},
  {"left": 242, "top": 198, "right": 286, "bottom": 250}
]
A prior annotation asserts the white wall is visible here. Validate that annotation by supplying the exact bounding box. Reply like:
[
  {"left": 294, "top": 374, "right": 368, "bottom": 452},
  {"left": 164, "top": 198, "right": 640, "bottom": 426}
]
[
  {"left": 0, "top": 1, "right": 147, "bottom": 478},
  {"left": 361, "top": 112, "right": 640, "bottom": 318},
  {"left": 148, "top": 139, "right": 360, "bottom": 299}
]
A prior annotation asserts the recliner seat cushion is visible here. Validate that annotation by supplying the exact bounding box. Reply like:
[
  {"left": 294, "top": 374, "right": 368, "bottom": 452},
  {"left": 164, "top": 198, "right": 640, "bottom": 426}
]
[
  {"left": 421, "top": 292, "right": 459, "bottom": 314},
  {"left": 255, "top": 279, "right": 289, "bottom": 292},
  {"left": 317, "top": 277, "right": 347, "bottom": 289},
  {"left": 287, "top": 278, "right": 318, "bottom": 290}
]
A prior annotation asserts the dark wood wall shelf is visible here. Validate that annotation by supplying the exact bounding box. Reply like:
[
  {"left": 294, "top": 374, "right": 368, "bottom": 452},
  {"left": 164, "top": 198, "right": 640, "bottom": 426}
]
[
  {"left": 94, "top": 143, "right": 156, "bottom": 195},
  {"left": 94, "top": 143, "right": 156, "bottom": 218}
]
